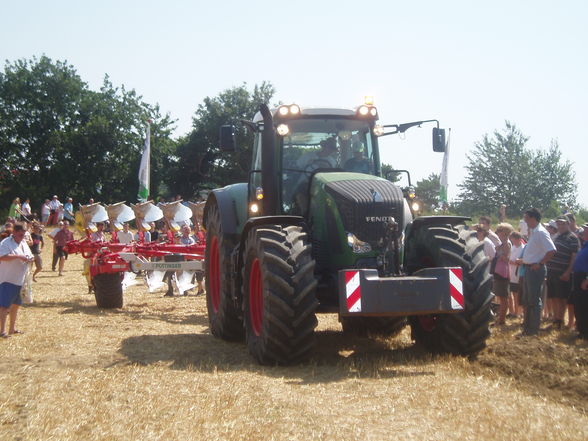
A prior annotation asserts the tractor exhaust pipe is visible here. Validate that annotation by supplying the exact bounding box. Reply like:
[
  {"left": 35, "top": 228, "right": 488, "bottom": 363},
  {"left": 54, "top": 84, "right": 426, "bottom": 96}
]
[{"left": 259, "top": 103, "right": 278, "bottom": 216}]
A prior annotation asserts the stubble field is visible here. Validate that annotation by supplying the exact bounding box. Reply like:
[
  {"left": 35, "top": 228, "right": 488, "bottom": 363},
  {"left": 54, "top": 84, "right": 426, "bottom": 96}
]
[{"left": 1, "top": 242, "right": 588, "bottom": 440}]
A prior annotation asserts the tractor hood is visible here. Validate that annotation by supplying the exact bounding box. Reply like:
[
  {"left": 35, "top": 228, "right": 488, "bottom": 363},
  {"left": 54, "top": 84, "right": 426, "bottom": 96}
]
[{"left": 312, "top": 172, "right": 405, "bottom": 245}]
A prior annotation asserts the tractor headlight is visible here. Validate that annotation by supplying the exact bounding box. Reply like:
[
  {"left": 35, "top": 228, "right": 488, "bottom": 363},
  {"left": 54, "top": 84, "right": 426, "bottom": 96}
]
[
  {"left": 411, "top": 201, "right": 421, "bottom": 212},
  {"left": 277, "top": 124, "right": 290, "bottom": 136},
  {"left": 373, "top": 124, "right": 385, "bottom": 136},
  {"left": 249, "top": 202, "right": 260, "bottom": 214},
  {"left": 347, "top": 232, "right": 372, "bottom": 254}
]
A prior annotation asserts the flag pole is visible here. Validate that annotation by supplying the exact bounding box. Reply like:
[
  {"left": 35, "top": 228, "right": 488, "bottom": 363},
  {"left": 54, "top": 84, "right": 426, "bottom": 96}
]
[
  {"left": 137, "top": 121, "right": 151, "bottom": 202},
  {"left": 439, "top": 128, "right": 451, "bottom": 211}
]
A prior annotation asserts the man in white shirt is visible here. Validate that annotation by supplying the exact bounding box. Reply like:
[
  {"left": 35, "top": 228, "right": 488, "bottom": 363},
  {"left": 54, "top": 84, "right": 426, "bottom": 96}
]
[
  {"left": 117, "top": 223, "right": 134, "bottom": 244},
  {"left": 519, "top": 208, "right": 556, "bottom": 336},
  {"left": 0, "top": 224, "right": 34, "bottom": 337},
  {"left": 48, "top": 195, "right": 61, "bottom": 225}
]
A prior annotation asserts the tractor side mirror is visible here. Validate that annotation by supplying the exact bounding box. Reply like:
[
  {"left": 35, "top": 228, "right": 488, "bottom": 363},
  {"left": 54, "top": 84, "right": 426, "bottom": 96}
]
[
  {"left": 432, "top": 127, "right": 446, "bottom": 152},
  {"left": 219, "top": 125, "right": 237, "bottom": 152}
]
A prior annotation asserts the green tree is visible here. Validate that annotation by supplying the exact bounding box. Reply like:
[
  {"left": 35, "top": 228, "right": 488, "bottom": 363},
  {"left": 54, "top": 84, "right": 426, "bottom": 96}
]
[
  {"left": 456, "top": 122, "right": 577, "bottom": 217},
  {"left": 0, "top": 56, "right": 176, "bottom": 211},
  {"left": 415, "top": 173, "right": 441, "bottom": 212},
  {"left": 171, "top": 82, "right": 275, "bottom": 198}
]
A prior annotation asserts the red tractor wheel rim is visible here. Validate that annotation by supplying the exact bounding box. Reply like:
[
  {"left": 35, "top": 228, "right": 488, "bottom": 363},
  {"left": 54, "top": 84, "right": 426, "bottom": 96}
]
[
  {"left": 249, "top": 258, "right": 263, "bottom": 336},
  {"left": 208, "top": 236, "right": 220, "bottom": 312},
  {"left": 419, "top": 315, "right": 437, "bottom": 332}
]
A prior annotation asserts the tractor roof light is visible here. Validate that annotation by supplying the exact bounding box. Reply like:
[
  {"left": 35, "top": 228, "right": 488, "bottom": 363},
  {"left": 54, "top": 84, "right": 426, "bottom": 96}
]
[
  {"left": 277, "top": 123, "right": 290, "bottom": 136},
  {"left": 277, "top": 104, "right": 300, "bottom": 118},
  {"left": 357, "top": 105, "right": 377, "bottom": 117},
  {"left": 358, "top": 105, "right": 370, "bottom": 116}
]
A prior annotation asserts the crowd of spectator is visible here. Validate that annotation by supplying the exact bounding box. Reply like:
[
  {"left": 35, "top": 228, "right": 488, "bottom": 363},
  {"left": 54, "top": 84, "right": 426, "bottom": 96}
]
[{"left": 475, "top": 209, "right": 588, "bottom": 339}]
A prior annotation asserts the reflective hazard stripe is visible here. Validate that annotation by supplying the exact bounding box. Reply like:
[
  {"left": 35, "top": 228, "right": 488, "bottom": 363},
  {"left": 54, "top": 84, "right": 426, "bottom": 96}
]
[
  {"left": 345, "top": 271, "right": 361, "bottom": 312},
  {"left": 449, "top": 268, "right": 464, "bottom": 309}
]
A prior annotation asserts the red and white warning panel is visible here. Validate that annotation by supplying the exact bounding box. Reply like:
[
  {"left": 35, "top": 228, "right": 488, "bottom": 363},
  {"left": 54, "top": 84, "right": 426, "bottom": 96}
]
[
  {"left": 338, "top": 267, "right": 466, "bottom": 316},
  {"left": 449, "top": 268, "right": 464, "bottom": 310},
  {"left": 345, "top": 270, "right": 362, "bottom": 312}
]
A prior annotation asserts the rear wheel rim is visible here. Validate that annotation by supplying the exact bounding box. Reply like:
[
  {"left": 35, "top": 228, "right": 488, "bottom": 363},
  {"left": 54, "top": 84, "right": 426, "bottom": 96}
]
[
  {"left": 249, "top": 258, "right": 263, "bottom": 336},
  {"left": 208, "top": 236, "right": 220, "bottom": 312}
]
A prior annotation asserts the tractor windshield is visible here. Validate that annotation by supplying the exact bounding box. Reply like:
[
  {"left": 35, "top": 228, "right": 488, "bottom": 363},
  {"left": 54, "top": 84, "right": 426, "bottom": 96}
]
[{"left": 280, "top": 118, "right": 376, "bottom": 214}]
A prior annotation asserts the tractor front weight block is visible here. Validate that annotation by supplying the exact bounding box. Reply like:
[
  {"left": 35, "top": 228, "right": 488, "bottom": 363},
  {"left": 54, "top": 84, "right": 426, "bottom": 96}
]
[{"left": 338, "top": 267, "right": 465, "bottom": 317}]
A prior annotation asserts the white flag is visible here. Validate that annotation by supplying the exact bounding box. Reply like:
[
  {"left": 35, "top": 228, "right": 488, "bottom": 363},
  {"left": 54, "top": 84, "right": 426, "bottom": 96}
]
[
  {"left": 439, "top": 128, "right": 450, "bottom": 204},
  {"left": 137, "top": 123, "right": 151, "bottom": 202}
]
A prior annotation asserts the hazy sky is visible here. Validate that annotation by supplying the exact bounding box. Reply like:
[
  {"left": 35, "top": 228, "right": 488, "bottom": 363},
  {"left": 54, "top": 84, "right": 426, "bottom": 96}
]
[{"left": 2, "top": 1, "right": 587, "bottom": 208}]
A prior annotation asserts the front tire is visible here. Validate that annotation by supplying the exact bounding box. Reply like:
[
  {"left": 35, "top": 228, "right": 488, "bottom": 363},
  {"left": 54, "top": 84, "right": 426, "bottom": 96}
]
[
  {"left": 204, "top": 203, "right": 243, "bottom": 340},
  {"left": 406, "top": 224, "right": 493, "bottom": 356},
  {"left": 93, "top": 273, "right": 123, "bottom": 309},
  {"left": 242, "top": 225, "right": 318, "bottom": 364}
]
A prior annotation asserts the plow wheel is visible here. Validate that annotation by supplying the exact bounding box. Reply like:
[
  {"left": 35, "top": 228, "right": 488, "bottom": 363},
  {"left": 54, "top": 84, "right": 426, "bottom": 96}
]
[
  {"left": 92, "top": 273, "right": 123, "bottom": 309},
  {"left": 405, "top": 224, "right": 493, "bottom": 357},
  {"left": 242, "top": 225, "right": 318, "bottom": 365},
  {"left": 204, "top": 203, "right": 243, "bottom": 340},
  {"left": 341, "top": 316, "right": 407, "bottom": 338}
]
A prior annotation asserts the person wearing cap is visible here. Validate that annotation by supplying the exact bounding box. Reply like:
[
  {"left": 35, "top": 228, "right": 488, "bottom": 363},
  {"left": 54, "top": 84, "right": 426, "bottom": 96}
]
[
  {"left": 546, "top": 216, "right": 581, "bottom": 330},
  {"left": 518, "top": 208, "right": 556, "bottom": 336},
  {"left": 48, "top": 195, "right": 61, "bottom": 226},
  {"left": 545, "top": 219, "right": 558, "bottom": 239},
  {"left": 572, "top": 224, "right": 588, "bottom": 339}
]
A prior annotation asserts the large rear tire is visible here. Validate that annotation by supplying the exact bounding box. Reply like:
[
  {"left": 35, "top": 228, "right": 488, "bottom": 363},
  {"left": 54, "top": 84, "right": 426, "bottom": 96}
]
[
  {"left": 242, "top": 225, "right": 318, "bottom": 365},
  {"left": 204, "top": 203, "right": 243, "bottom": 340},
  {"left": 405, "top": 224, "right": 493, "bottom": 356},
  {"left": 340, "top": 316, "right": 407, "bottom": 338},
  {"left": 93, "top": 273, "right": 123, "bottom": 309}
]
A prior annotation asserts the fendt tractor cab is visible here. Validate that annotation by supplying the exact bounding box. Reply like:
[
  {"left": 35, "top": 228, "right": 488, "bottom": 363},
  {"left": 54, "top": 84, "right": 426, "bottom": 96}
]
[{"left": 204, "top": 101, "right": 492, "bottom": 365}]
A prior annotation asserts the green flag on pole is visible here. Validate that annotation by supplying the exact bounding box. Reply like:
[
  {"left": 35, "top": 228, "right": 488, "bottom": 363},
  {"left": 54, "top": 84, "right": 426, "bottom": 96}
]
[{"left": 137, "top": 123, "right": 151, "bottom": 202}]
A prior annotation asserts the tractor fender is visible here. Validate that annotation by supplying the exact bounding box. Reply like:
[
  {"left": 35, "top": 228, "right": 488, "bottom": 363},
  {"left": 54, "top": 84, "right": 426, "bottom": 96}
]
[{"left": 203, "top": 183, "right": 248, "bottom": 242}]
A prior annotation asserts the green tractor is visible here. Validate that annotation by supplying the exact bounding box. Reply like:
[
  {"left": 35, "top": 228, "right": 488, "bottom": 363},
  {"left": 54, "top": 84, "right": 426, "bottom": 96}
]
[{"left": 203, "top": 102, "right": 493, "bottom": 364}]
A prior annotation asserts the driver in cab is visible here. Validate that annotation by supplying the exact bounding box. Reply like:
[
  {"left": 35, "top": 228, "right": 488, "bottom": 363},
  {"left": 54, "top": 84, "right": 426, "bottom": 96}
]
[{"left": 296, "top": 137, "right": 338, "bottom": 171}]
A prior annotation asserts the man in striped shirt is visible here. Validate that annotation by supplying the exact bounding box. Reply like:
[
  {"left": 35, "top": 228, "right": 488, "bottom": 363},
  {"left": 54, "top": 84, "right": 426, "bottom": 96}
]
[{"left": 546, "top": 216, "right": 580, "bottom": 329}]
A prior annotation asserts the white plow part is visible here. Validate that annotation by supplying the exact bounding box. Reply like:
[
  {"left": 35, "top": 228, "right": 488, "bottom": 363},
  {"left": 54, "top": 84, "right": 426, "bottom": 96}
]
[
  {"left": 174, "top": 271, "right": 196, "bottom": 295},
  {"left": 122, "top": 271, "right": 138, "bottom": 291},
  {"left": 145, "top": 270, "right": 167, "bottom": 292}
]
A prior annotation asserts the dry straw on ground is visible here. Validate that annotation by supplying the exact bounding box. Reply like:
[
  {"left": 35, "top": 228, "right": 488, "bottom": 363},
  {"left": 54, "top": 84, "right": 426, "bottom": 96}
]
[{"left": 1, "top": 240, "right": 587, "bottom": 440}]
